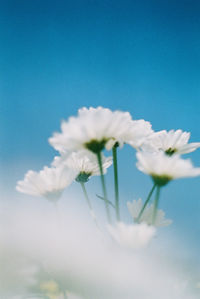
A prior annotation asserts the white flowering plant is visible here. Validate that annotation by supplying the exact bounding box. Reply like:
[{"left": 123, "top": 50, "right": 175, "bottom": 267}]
[{"left": 3, "top": 106, "right": 200, "bottom": 298}]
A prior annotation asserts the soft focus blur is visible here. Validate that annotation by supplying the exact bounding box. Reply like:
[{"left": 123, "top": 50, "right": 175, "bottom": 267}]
[
  {"left": 0, "top": 198, "right": 200, "bottom": 299},
  {"left": 1, "top": 0, "right": 200, "bottom": 297}
]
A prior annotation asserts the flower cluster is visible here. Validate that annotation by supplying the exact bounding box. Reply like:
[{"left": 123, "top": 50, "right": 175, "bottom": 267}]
[
  {"left": 13, "top": 106, "right": 200, "bottom": 298},
  {"left": 16, "top": 106, "right": 200, "bottom": 247},
  {"left": 17, "top": 107, "right": 200, "bottom": 226},
  {"left": 48, "top": 107, "right": 152, "bottom": 153}
]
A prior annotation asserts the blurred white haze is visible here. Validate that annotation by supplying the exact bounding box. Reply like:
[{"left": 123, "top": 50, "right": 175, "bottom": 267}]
[{"left": 0, "top": 192, "right": 200, "bottom": 299}]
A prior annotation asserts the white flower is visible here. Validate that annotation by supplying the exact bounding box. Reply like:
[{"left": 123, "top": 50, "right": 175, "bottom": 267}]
[
  {"left": 127, "top": 199, "right": 172, "bottom": 227},
  {"left": 49, "top": 106, "right": 133, "bottom": 153},
  {"left": 16, "top": 166, "right": 78, "bottom": 201},
  {"left": 136, "top": 151, "right": 200, "bottom": 186},
  {"left": 141, "top": 129, "right": 200, "bottom": 155},
  {"left": 52, "top": 150, "right": 112, "bottom": 182},
  {"left": 107, "top": 222, "right": 156, "bottom": 249},
  {"left": 124, "top": 119, "right": 153, "bottom": 149}
]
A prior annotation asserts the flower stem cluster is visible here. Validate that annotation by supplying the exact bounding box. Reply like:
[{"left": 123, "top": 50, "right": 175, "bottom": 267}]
[{"left": 16, "top": 106, "right": 200, "bottom": 242}]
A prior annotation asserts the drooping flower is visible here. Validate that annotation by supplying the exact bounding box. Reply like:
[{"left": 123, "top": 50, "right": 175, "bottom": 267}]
[
  {"left": 127, "top": 198, "right": 172, "bottom": 227},
  {"left": 16, "top": 166, "right": 78, "bottom": 201},
  {"left": 49, "top": 107, "right": 133, "bottom": 153},
  {"left": 136, "top": 151, "right": 200, "bottom": 186},
  {"left": 52, "top": 150, "right": 112, "bottom": 183},
  {"left": 107, "top": 222, "right": 156, "bottom": 249},
  {"left": 141, "top": 129, "right": 200, "bottom": 156}
]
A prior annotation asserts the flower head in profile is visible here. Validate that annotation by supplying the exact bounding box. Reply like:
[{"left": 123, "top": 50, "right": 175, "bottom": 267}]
[
  {"left": 142, "top": 129, "right": 200, "bottom": 156},
  {"left": 136, "top": 151, "right": 200, "bottom": 186},
  {"left": 49, "top": 107, "right": 133, "bottom": 153},
  {"left": 52, "top": 150, "right": 112, "bottom": 183},
  {"left": 127, "top": 199, "right": 172, "bottom": 227},
  {"left": 107, "top": 222, "right": 156, "bottom": 249},
  {"left": 16, "top": 166, "right": 78, "bottom": 201},
  {"left": 124, "top": 119, "right": 153, "bottom": 149}
]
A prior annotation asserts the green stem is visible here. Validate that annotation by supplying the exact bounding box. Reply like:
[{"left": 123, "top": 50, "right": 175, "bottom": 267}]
[
  {"left": 136, "top": 183, "right": 156, "bottom": 223},
  {"left": 96, "top": 151, "right": 111, "bottom": 223},
  {"left": 80, "top": 182, "right": 92, "bottom": 210},
  {"left": 152, "top": 186, "right": 161, "bottom": 224},
  {"left": 80, "top": 182, "right": 99, "bottom": 227},
  {"left": 112, "top": 145, "right": 120, "bottom": 221}
]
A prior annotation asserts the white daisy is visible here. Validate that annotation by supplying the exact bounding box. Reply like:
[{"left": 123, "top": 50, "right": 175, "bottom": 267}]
[
  {"left": 127, "top": 198, "right": 172, "bottom": 227},
  {"left": 49, "top": 107, "right": 133, "bottom": 153},
  {"left": 142, "top": 129, "right": 200, "bottom": 155},
  {"left": 16, "top": 166, "right": 78, "bottom": 201},
  {"left": 107, "top": 222, "right": 156, "bottom": 250},
  {"left": 136, "top": 151, "right": 200, "bottom": 186},
  {"left": 124, "top": 119, "right": 153, "bottom": 149},
  {"left": 52, "top": 150, "right": 112, "bottom": 182}
]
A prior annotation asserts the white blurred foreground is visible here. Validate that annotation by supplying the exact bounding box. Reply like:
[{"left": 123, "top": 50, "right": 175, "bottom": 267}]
[{"left": 0, "top": 199, "right": 199, "bottom": 299}]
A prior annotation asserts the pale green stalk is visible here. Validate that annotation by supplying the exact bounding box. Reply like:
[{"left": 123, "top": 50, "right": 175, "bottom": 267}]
[
  {"left": 80, "top": 182, "right": 93, "bottom": 210},
  {"left": 136, "top": 183, "right": 156, "bottom": 223},
  {"left": 112, "top": 145, "right": 120, "bottom": 221},
  {"left": 96, "top": 151, "right": 111, "bottom": 223},
  {"left": 152, "top": 186, "right": 161, "bottom": 224},
  {"left": 80, "top": 182, "right": 99, "bottom": 228}
]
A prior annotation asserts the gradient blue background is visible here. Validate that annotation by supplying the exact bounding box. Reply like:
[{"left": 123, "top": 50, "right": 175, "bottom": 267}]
[{"left": 1, "top": 0, "right": 200, "bottom": 261}]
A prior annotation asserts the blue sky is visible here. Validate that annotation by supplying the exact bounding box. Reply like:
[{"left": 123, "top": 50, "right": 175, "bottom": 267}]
[{"left": 1, "top": 0, "right": 200, "bottom": 256}]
